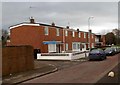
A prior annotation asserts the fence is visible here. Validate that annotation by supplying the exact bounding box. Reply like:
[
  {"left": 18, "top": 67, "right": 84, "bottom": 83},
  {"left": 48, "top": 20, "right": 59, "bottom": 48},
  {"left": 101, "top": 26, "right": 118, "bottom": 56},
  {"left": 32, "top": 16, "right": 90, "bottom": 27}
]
[
  {"left": 2, "top": 45, "right": 34, "bottom": 76},
  {"left": 37, "top": 51, "right": 89, "bottom": 60}
]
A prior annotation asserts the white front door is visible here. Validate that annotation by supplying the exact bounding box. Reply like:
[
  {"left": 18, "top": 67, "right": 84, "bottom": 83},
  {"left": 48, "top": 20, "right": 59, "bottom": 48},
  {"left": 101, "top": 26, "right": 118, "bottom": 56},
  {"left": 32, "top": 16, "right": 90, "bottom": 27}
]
[{"left": 48, "top": 44, "right": 56, "bottom": 53}]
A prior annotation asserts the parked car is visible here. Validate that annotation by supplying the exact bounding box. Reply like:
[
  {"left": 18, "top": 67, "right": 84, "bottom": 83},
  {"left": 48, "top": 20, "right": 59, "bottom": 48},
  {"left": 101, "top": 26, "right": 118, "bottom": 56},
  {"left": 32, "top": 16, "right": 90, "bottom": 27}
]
[
  {"left": 111, "top": 47, "right": 119, "bottom": 54},
  {"left": 104, "top": 48, "right": 116, "bottom": 56},
  {"left": 88, "top": 49, "right": 106, "bottom": 60},
  {"left": 118, "top": 47, "right": 120, "bottom": 53}
]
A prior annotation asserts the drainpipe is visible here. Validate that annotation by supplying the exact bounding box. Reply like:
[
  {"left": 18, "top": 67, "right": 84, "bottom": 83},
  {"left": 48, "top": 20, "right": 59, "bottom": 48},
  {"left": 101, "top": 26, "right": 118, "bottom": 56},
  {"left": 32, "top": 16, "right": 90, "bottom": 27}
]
[{"left": 63, "top": 29, "right": 65, "bottom": 52}]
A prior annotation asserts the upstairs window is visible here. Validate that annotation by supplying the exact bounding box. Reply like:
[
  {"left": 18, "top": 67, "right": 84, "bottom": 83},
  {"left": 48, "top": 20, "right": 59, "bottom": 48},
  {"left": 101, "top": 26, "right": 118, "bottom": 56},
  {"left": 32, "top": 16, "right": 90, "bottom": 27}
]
[
  {"left": 56, "top": 28, "right": 60, "bottom": 36},
  {"left": 65, "top": 30, "right": 68, "bottom": 36},
  {"left": 44, "top": 26, "right": 49, "bottom": 35},
  {"left": 84, "top": 32, "right": 86, "bottom": 38},
  {"left": 92, "top": 34, "right": 94, "bottom": 38},
  {"left": 78, "top": 32, "right": 81, "bottom": 38},
  {"left": 73, "top": 31, "right": 75, "bottom": 37}
]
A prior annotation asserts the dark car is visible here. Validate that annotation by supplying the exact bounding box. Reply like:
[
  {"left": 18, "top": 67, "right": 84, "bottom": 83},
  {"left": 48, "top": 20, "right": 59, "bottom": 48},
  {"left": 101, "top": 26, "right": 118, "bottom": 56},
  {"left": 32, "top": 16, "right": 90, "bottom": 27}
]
[
  {"left": 104, "top": 48, "right": 116, "bottom": 56},
  {"left": 88, "top": 49, "right": 106, "bottom": 60}
]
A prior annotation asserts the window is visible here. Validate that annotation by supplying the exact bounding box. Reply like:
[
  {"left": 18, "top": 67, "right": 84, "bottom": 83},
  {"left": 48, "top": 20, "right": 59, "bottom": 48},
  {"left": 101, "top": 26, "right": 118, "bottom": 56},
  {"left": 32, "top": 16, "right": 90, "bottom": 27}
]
[
  {"left": 84, "top": 32, "right": 86, "bottom": 38},
  {"left": 73, "top": 31, "right": 75, "bottom": 37},
  {"left": 92, "top": 43, "right": 94, "bottom": 48},
  {"left": 78, "top": 32, "right": 81, "bottom": 38},
  {"left": 72, "top": 43, "right": 76, "bottom": 49},
  {"left": 72, "top": 42, "right": 80, "bottom": 50},
  {"left": 92, "top": 34, "right": 94, "bottom": 38},
  {"left": 77, "top": 43, "right": 80, "bottom": 49},
  {"left": 66, "top": 43, "right": 68, "bottom": 50},
  {"left": 48, "top": 44, "right": 56, "bottom": 52},
  {"left": 65, "top": 30, "right": 68, "bottom": 36},
  {"left": 44, "top": 26, "right": 49, "bottom": 35},
  {"left": 56, "top": 28, "right": 60, "bottom": 36}
]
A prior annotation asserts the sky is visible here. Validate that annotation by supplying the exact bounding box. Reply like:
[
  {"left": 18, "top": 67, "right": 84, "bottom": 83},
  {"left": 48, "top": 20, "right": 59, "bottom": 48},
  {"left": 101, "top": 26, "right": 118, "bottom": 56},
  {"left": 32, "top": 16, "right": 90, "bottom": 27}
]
[{"left": 1, "top": 1, "right": 118, "bottom": 35}]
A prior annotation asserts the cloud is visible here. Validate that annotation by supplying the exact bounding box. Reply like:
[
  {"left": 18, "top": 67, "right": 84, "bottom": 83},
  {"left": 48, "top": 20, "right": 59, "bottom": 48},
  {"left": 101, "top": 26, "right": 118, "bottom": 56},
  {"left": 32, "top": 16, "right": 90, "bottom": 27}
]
[{"left": 2, "top": 2, "right": 118, "bottom": 34}]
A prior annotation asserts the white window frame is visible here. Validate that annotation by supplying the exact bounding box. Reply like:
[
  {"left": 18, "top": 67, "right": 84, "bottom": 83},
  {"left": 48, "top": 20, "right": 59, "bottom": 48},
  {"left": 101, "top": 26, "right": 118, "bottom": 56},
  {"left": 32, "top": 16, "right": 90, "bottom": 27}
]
[
  {"left": 65, "top": 30, "right": 68, "bottom": 36},
  {"left": 72, "top": 42, "right": 80, "bottom": 51},
  {"left": 78, "top": 32, "right": 81, "bottom": 38},
  {"left": 92, "top": 43, "right": 94, "bottom": 48},
  {"left": 44, "top": 26, "right": 49, "bottom": 35},
  {"left": 92, "top": 34, "right": 94, "bottom": 38},
  {"left": 73, "top": 31, "right": 75, "bottom": 37},
  {"left": 66, "top": 43, "right": 68, "bottom": 50},
  {"left": 72, "top": 42, "right": 76, "bottom": 50},
  {"left": 56, "top": 28, "right": 60, "bottom": 36},
  {"left": 84, "top": 32, "right": 86, "bottom": 38},
  {"left": 48, "top": 44, "right": 56, "bottom": 52}
]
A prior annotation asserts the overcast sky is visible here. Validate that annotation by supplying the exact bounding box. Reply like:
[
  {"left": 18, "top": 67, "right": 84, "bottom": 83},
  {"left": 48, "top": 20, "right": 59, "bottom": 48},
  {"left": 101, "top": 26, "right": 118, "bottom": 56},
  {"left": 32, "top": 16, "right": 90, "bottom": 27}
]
[{"left": 2, "top": 2, "right": 118, "bottom": 34}]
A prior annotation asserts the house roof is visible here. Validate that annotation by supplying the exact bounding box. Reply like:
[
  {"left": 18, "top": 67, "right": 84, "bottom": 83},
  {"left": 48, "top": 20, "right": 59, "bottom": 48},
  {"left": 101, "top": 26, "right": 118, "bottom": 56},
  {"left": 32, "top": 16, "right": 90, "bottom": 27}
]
[{"left": 9, "top": 22, "right": 95, "bottom": 34}]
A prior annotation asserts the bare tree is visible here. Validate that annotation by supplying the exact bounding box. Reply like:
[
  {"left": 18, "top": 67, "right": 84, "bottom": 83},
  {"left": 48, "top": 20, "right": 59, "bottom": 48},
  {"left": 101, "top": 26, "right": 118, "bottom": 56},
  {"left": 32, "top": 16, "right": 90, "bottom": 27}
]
[{"left": 1, "top": 29, "right": 9, "bottom": 46}]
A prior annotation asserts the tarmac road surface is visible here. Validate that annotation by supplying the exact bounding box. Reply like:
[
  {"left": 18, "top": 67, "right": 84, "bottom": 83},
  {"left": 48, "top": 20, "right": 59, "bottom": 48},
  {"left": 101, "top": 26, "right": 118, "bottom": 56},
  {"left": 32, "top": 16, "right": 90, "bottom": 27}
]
[{"left": 20, "top": 53, "right": 120, "bottom": 84}]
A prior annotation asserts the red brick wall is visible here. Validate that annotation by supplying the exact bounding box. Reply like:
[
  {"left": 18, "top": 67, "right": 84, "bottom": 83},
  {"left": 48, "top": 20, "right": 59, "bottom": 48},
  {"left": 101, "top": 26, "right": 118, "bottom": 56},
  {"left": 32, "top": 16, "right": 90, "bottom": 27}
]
[
  {"left": 10, "top": 26, "right": 42, "bottom": 48},
  {"left": 9, "top": 24, "right": 95, "bottom": 53}
]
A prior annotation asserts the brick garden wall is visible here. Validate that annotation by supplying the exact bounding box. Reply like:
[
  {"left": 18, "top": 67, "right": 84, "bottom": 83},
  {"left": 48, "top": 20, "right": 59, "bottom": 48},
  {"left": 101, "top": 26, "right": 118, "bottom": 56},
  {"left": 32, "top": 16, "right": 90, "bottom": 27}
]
[{"left": 2, "top": 45, "right": 34, "bottom": 76}]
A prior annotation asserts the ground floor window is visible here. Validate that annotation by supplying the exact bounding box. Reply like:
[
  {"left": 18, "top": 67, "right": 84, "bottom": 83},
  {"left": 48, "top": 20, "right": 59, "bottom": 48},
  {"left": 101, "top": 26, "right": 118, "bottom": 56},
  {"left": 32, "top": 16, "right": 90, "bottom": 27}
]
[
  {"left": 48, "top": 44, "right": 56, "bottom": 53},
  {"left": 66, "top": 43, "right": 68, "bottom": 51},
  {"left": 72, "top": 42, "right": 81, "bottom": 51},
  {"left": 92, "top": 43, "right": 94, "bottom": 48}
]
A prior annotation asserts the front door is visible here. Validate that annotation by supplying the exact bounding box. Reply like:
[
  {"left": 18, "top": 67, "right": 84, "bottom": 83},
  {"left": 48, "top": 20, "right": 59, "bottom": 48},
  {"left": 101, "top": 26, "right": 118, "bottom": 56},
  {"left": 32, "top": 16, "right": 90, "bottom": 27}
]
[{"left": 56, "top": 44, "right": 61, "bottom": 53}]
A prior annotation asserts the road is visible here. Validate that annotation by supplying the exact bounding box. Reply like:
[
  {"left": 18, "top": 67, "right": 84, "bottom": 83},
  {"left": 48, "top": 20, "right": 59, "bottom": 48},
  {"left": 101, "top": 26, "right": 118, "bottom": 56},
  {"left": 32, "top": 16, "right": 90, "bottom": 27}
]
[
  {"left": 96, "top": 62, "right": 119, "bottom": 84},
  {"left": 21, "top": 53, "right": 119, "bottom": 84}
]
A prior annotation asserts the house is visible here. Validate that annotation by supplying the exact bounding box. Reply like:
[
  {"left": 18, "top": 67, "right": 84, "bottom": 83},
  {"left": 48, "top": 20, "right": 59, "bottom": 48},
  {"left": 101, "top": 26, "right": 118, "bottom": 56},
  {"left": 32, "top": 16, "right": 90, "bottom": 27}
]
[
  {"left": 8, "top": 18, "right": 96, "bottom": 54},
  {"left": 95, "top": 34, "right": 106, "bottom": 47}
]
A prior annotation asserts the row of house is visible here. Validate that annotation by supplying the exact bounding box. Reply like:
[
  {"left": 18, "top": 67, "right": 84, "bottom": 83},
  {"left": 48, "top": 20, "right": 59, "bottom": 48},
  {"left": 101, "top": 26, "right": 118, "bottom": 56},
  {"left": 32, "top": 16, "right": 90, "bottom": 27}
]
[{"left": 7, "top": 17, "right": 105, "bottom": 54}]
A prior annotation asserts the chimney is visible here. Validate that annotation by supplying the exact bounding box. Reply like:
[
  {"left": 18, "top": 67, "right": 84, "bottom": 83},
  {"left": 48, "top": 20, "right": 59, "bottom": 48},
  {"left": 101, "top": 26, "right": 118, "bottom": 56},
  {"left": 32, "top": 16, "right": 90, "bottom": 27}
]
[
  {"left": 66, "top": 26, "right": 69, "bottom": 29},
  {"left": 29, "top": 17, "right": 35, "bottom": 23},
  {"left": 51, "top": 22, "right": 55, "bottom": 26},
  {"left": 77, "top": 28, "right": 79, "bottom": 32},
  {"left": 89, "top": 29, "right": 92, "bottom": 33}
]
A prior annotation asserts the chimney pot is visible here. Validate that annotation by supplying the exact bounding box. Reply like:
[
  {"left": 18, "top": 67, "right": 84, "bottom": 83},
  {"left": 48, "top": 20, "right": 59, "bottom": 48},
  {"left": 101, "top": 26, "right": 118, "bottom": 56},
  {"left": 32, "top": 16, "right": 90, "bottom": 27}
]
[
  {"left": 29, "top": 17, "right": 35, "bottom": 23},
  {"left": 66, "top": 26, "right": 69, "bottom": 29},
  {"left": 89, "top": 29, "right": 92, "bottom": 33},
  {"left": 51, "top": 22, "right": 55, "bottom": 26}
]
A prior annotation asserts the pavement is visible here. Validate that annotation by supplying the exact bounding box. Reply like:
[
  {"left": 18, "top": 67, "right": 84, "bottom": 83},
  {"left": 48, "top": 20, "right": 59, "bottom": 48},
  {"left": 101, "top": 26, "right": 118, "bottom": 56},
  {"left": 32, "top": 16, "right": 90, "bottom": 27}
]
[
  {"left": 2, "top": 61, "right": 58, "bottom": 85},
  {"left": 2, "top": 58, "right": 87, "bottom": 85}
]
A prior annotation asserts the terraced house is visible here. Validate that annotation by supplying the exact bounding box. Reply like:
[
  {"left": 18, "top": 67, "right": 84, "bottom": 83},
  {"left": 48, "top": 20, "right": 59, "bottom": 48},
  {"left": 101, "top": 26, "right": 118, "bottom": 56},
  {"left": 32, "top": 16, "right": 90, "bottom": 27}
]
[{"left": 8, "top": 18, "right": 99, "bottom": 53}]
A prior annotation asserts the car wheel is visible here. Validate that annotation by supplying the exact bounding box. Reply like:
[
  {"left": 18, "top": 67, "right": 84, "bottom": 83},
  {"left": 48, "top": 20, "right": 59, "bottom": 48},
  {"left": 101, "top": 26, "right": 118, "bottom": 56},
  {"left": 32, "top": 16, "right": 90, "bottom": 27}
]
[
  {"left": 89, "top": 59, "right": 91, "bottom": 61},
  {"left": 104, "top": 56, "right": 106, "bottom": 60},
  {"left": 101, "top": 57, "right": 104, "bottom": 60}
]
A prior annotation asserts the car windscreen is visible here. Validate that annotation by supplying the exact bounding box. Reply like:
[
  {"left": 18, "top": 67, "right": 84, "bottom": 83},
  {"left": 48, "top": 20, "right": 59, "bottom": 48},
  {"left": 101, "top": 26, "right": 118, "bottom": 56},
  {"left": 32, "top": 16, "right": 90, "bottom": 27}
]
[
  {"left": 105, "top": 48, "right": 112, "bottom": 52},
  {"left": 90, "top": 49, "right": 101, "bottom": 53}
]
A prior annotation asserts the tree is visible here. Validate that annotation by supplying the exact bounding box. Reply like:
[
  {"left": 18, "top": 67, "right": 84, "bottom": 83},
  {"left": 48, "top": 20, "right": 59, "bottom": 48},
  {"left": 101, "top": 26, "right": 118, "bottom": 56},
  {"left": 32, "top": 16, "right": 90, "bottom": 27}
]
[
  {"left": 112, "top": 28, "right": 120, "bottom": 45},
  {"left": 105, "top": 32, "right": 116, "bottom": 45},
  {"left": 1, "top": 29, "right": 9, "bottom": 46}
]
